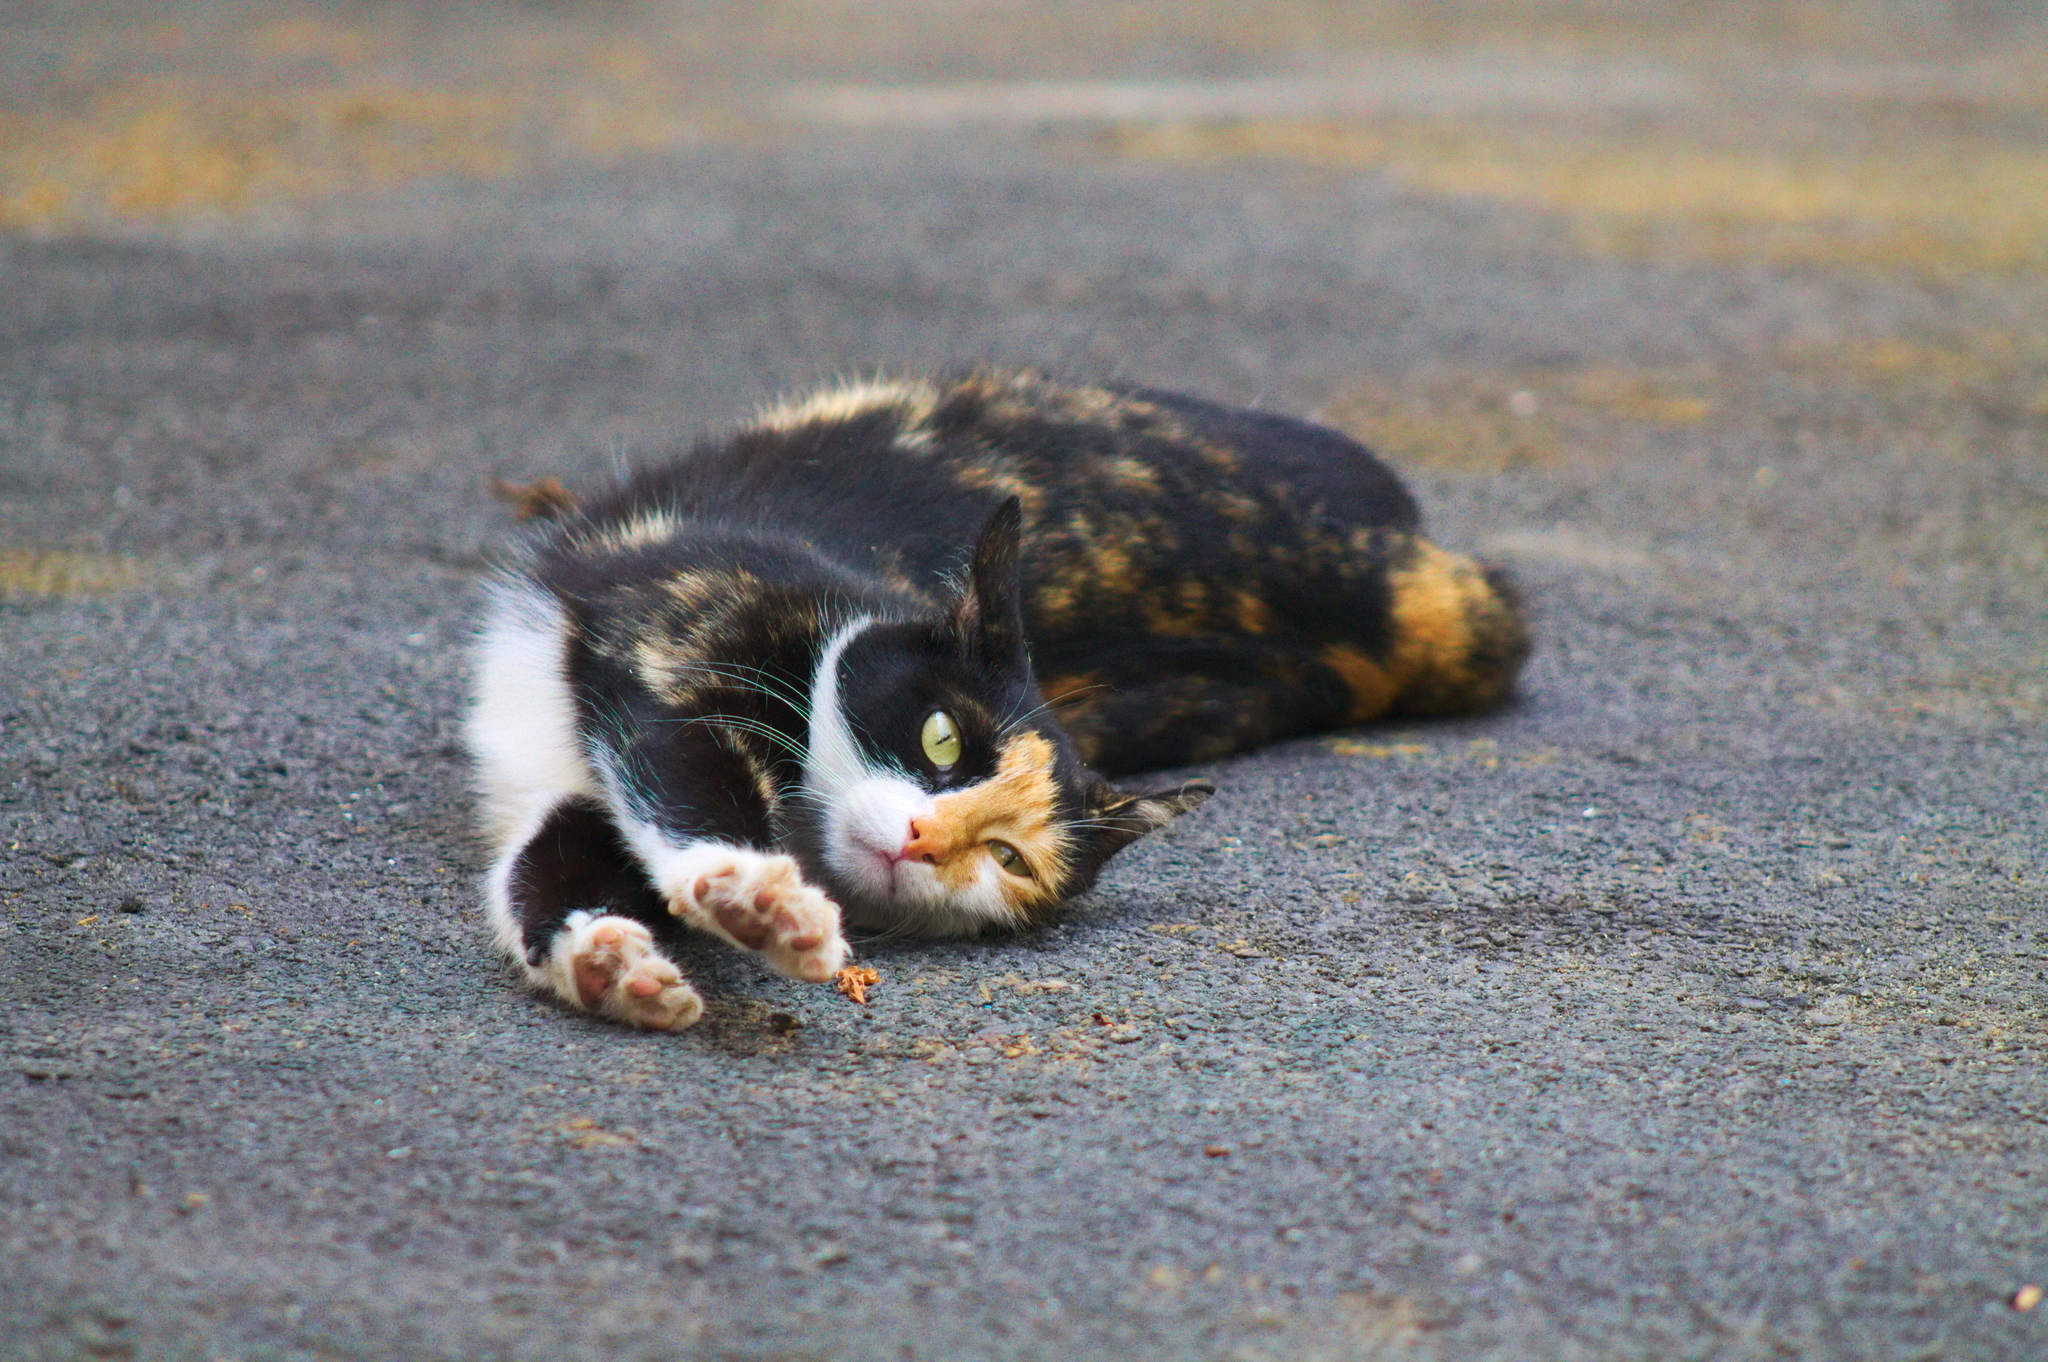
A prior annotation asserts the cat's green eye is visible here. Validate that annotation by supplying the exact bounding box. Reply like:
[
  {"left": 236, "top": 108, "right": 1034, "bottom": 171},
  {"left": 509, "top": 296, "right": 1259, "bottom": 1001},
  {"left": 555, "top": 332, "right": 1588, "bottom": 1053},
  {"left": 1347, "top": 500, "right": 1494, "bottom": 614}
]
[
  {"left": 920, "top": 710, "right": 962, "bottom": 769},
  {"left": 987, "top": 840, "right": 1032, "bottom": 877}
]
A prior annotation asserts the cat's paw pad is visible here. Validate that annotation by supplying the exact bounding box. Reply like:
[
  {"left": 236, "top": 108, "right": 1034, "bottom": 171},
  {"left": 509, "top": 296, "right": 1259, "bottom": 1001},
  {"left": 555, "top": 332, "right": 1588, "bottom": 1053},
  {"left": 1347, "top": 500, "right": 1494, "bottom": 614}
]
[
  {"left": 675, "top": 851, "right": 849, "bottom": 984},
  {"left": 566, "top": 916, "right": 703, "bottom": 1031}
]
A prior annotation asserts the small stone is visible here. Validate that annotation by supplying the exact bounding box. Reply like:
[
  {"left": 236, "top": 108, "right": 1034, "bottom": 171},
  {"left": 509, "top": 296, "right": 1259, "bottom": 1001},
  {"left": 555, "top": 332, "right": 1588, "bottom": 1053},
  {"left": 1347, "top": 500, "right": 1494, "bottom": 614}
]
[
  {"left": 116, "top": 896, "right": 146, "bottom": 914},
  {"left": 2016, "top": 1284, "right": 2044, "bottom": 1312},
  {"left": 1203, "top": 1144, "right": 1232, "bottom": 1158},
  {"left": 668, "top": 1238, "right": 714, "bottom": 1268}
]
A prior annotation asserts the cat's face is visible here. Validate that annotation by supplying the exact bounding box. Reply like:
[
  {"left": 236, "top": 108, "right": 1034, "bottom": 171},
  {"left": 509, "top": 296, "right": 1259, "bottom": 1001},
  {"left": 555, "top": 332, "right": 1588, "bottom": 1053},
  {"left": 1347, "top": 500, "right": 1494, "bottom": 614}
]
[{"left": 797, "top": 500, "right": 1212, "bottom": 934}]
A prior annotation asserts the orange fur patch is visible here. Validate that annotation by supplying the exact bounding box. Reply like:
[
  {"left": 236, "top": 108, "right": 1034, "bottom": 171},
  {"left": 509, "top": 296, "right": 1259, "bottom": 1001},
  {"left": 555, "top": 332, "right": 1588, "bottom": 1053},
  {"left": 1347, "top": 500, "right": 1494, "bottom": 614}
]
[
  {"left": 1035, "top": 581, "right": 1078, "bottom": 623},
  {"left": 1388, "top": 540, "right": 1523, "bottom": 713},
  {"left": 1141, "top": 588, "right": 1209, "bottom": 637},
  {"left": 1231, "top": 588, "right": 1273, "bottom": 635},
  {"left": 954, "top": 462, "right": 1048, "bottom": 517},
  {"left": 1388, "top": 541, "right": 1480, "bottom": 675},
  {"left": 1324, "top": 538, "right": 1514, "bottom": 721},
  {"left": 1321, "top": 642, "right": 1405, "bottom": 723},
  {"left": 1039, "top": 672, "right": 1101, "bottom": 706},
  {"left": 1104, "top": 456, "right": 1162, "bottom": 492},
  {"left": 904, "top": 731, "right": 1068, "bottom": 911}
]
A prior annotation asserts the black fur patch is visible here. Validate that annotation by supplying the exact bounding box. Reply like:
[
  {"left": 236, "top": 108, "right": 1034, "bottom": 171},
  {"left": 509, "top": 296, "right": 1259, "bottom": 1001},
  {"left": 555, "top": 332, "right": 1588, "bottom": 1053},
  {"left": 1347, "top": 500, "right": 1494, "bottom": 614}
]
[{"left": 507, "top": 796, "right": 662, "bottom": 965}]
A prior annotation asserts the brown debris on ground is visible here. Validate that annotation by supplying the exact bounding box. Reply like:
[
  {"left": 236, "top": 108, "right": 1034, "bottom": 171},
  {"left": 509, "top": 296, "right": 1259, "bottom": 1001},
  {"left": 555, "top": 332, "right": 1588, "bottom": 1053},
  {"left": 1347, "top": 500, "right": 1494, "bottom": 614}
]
[
  {"left": 491, "top": 476, "right": 578, "bottom": 520},
  {"left": 834, "top": 965, "right": 881, "bottom": 1006}
]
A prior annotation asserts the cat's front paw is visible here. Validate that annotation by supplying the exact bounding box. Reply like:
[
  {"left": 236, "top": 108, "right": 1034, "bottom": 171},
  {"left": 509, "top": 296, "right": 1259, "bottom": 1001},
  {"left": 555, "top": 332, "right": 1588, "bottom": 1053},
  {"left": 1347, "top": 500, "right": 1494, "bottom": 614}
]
[
  {"left": 668, "top": 849, "right": 850, "bottom": 984},
  {"left": 563, "top": 914, "right": 704, "bottom": 1031}
]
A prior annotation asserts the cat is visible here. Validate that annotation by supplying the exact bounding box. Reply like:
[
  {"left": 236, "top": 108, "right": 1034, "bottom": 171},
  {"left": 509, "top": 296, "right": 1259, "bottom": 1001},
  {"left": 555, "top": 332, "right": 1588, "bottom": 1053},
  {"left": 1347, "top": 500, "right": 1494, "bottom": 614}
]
[{"left": 467, "top": 368, "right": 1528, "bottom": 1030}]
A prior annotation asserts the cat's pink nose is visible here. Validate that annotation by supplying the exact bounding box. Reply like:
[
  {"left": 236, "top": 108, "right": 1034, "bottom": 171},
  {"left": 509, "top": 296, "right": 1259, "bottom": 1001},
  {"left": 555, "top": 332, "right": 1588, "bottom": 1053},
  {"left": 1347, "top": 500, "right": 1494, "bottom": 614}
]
[{"left": 899, "top": 818, "right": 940, "bottom": 864}]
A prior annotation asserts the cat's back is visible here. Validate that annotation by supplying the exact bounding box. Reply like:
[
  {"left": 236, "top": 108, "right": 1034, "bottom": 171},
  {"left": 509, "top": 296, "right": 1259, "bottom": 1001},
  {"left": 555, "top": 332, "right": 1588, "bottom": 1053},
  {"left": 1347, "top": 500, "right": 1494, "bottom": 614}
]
[
  {"left": 534, "top": 369, "right": 1525, "bottom": 774},
  {"left": 591, "top": 369, "right": 1420, "bottom": 572}
]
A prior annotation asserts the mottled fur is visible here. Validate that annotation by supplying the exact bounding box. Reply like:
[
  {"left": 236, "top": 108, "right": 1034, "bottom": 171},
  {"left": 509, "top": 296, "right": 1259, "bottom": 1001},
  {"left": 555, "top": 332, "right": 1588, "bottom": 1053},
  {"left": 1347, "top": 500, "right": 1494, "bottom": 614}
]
[{"left": 467, "top": 369, "right": 1526, "bottom": 1029}]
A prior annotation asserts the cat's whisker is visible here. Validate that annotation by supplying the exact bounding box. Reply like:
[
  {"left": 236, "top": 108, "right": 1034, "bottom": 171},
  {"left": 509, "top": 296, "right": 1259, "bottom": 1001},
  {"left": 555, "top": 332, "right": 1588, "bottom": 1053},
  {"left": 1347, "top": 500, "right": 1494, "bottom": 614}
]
[
  {"left": 998, "top": 676, "right": 1117, "bottom": 739},
  {"left": 663, "top": 660, "right": 813, "bottom": 714},
  {"left": 1045, "top": 682, "right": 1113, "bottom": 710},
  {"left": 672, "top": 714, "right": 811, "bottom": 763}
]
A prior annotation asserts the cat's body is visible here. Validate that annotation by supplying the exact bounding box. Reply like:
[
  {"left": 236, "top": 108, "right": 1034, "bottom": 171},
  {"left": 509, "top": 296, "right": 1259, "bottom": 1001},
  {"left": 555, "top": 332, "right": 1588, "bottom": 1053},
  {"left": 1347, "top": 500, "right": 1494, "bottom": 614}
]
[{"left": 468, "top": 370, "right": 1527, "bottom": 1029}]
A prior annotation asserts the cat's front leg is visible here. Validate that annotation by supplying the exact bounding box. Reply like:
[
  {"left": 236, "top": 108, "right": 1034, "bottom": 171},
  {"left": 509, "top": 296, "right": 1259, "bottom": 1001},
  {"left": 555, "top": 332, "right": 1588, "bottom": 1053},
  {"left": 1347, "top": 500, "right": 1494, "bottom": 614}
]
[
  {"left": 482, "top": 794, "right": 707, "bottom": 1031},
  {"left": 654, "top": 844, "right": 851, "bottom": 984}
]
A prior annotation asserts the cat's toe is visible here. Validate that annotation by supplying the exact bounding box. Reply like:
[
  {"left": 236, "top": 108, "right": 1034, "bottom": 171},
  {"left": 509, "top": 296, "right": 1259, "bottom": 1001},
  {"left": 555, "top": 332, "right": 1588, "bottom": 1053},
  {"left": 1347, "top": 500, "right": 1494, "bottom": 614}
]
[
  {"left": 565, "top": 916, "right": 703, "bottom": 1031},
  {"left": 616, "top": 968, "right": 703, "bottom": 1031},
  {"left": 759, "top": 881, "right": 849, "bottom": 983},
  {"left": 571, "top": 918, "right": 635, "bottom": 1006},
  {"left": 611, "top": 950, "right": 702, "bottom": 1031}
]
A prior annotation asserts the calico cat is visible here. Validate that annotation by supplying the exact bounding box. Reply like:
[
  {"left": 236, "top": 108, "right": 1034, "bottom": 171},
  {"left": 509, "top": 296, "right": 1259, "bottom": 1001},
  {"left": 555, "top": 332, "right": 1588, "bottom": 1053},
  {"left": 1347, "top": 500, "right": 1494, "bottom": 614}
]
[{"left": 467, "top": 369, "right": 1528, "bottom": 1030}]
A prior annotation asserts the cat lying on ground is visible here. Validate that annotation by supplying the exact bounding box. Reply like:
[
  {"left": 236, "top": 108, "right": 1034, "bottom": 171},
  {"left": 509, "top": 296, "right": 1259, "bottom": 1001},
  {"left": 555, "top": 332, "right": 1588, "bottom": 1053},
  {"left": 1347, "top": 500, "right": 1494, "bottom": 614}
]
[{"left": 467, "top": 369, "right": 1528, "bottom": 1030}]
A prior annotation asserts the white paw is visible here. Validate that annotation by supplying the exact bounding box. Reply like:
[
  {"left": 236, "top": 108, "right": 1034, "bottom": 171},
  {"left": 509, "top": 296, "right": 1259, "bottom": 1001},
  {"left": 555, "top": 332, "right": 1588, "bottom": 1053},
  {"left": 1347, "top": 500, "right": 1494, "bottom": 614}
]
[
  {"left": 562, "top": 915, "right": 703, "bottom": 1031},
  {"left": 666, "top": 848, "right": 850, "bottom": 984}
]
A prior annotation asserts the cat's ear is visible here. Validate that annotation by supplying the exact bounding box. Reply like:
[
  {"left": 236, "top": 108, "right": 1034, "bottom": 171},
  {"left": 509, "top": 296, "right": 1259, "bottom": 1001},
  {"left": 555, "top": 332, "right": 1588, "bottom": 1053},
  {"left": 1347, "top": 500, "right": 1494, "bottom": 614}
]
[
  {"left": 949, "top": 496, "right": 1027, "bottom": 667},
  {"left": 1083, "top": 775, "right": 1215, "bottom": 857}
]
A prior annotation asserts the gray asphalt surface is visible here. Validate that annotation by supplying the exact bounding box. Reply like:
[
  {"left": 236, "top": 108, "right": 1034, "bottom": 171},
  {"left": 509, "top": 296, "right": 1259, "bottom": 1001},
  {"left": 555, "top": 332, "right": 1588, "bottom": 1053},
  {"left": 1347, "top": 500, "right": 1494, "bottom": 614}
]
[{"left": 3, "top": 5, "right": 2046, "bottom": 1360}]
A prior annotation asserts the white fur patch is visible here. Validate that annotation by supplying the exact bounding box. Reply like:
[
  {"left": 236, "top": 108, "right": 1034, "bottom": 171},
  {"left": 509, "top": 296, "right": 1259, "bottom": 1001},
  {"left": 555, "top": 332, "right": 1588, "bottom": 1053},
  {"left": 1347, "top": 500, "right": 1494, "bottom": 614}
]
[
  {"left": 467, "top": 581, "right": 597, "bottom": 843},
  {"left": 753, "top": 377, "right": 940, "bottom": 433},
  {"left": 588, "top": 509, "right": 681, "bottom": 554},
  {"left": 468, "top": 584, "right": 603, "bottom": 964},
  {"left": 802, "top": 617, "right": 880, "bottom": 800}
]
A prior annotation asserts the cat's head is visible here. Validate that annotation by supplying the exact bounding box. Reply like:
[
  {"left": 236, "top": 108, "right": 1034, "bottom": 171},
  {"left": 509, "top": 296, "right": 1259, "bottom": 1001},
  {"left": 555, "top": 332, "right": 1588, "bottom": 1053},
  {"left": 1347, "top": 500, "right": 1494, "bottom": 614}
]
[{"left": 797, "top": 498, "right": 1212, "bottom": 935}]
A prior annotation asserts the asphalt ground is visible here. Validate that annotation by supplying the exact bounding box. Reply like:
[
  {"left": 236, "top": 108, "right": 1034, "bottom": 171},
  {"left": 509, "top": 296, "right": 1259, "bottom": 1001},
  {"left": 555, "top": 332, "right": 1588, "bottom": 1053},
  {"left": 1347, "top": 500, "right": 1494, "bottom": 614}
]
[{"left": 3, "top": 4, "right": 2046, "bottom": 1359}]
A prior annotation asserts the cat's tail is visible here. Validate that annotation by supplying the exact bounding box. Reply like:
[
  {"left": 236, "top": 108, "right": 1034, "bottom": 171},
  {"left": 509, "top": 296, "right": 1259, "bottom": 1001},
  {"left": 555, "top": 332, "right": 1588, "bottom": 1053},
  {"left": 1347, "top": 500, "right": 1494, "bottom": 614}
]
[
  {"left": 1387, "top": 538, "right": 1530, "bottom": 716},
  {"left": 1323, "top": 536, "right": 1531, "bottom": 721}
]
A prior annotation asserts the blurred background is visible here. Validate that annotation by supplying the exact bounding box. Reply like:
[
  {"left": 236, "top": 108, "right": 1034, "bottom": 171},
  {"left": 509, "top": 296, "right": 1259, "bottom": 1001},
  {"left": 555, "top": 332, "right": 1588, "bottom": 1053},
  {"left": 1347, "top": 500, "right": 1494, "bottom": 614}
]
[
  {"left": 7, "top": 0, "right": 2047, "bottom": 558},
  {"left": 6, "top": 1, "right": 2046, "bottom": 262}
]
